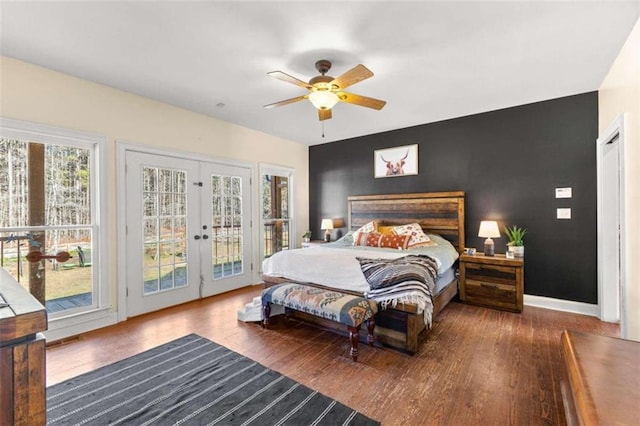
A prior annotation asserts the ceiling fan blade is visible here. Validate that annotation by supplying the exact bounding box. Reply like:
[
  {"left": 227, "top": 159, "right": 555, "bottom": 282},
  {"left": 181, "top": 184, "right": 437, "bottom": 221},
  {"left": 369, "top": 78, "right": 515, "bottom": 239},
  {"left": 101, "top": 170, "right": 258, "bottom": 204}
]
[
  {"left": 336, "top": 92, "right": 386, "bottom": 110},
  {"left": 331, "top": 64, "right": 373, "bottom": 90},
  {"left": 264, "top": 95, "right": 307, "bottom": 109},
  {"left": 267, "top": 71, "right": 312, "bottom": 90},
  {"left": 318, "top": 109, "right": 332, "bottom": 121}
]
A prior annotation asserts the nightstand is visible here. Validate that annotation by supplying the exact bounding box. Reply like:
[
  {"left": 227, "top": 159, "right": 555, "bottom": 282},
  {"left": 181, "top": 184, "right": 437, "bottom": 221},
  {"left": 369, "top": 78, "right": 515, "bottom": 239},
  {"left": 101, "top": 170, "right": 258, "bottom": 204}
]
[
  {"left": 459, "top": 253, "right": 524, "bottom": 313},
  {"left": 301, "top": 240, "right": 328, "bottom": 248}
]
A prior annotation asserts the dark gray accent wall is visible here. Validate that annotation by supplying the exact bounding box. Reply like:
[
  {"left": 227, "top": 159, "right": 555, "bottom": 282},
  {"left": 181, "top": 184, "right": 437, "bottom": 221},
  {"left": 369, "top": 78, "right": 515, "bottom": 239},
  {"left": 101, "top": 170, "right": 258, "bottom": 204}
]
[{"left": 309, "top": 92, "right": 598, "bottom": 304}]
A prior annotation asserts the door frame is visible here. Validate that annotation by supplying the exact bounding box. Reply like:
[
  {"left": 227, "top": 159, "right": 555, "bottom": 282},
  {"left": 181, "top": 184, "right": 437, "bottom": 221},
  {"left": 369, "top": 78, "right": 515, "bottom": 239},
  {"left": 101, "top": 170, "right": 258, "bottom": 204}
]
[
  {"left": 596, "top": 114, "right": 627, "bottom": 335},
  {"left": 116, "top": 142, "right": 256, "bottom": 321}
]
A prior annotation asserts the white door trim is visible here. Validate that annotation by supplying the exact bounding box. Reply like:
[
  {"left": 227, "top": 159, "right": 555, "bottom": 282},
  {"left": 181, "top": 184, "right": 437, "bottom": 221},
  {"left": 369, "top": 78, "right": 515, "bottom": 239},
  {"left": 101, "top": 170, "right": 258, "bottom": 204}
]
[
  {"left": 116, "top": 142, "right": 255, "bottom": 321},
  {"left": 596, "top": 114, "right": 626, "bottom": 335}
]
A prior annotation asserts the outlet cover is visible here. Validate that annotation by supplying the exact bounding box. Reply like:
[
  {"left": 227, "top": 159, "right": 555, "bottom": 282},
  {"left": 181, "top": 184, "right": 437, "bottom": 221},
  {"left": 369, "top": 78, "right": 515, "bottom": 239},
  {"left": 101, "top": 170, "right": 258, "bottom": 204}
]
[{"left": 557, "top": 208, "right": 571, "bottom": 219}]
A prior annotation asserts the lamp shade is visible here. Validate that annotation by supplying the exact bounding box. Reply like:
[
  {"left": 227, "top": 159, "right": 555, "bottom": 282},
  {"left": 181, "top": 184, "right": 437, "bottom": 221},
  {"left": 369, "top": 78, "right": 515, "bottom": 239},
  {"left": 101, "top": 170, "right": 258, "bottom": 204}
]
[
  {"left": 320, "top": 219, "right": 334, "bottom": 230},
  {"left": 309, "top": 91, "right": 339, "bottom": 110},
  {"left": 332, "top": 218, "right": 346, "bottom": 228},
  {"left": 478, "top": 220, "right": 500, "bottom": 238}
]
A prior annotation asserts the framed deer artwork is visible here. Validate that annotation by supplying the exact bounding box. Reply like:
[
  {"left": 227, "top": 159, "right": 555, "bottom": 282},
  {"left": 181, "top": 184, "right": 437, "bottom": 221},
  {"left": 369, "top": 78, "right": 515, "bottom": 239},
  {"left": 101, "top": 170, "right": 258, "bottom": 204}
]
[{"left": 374, "top": 144, "right": 418, "bottom": 178}]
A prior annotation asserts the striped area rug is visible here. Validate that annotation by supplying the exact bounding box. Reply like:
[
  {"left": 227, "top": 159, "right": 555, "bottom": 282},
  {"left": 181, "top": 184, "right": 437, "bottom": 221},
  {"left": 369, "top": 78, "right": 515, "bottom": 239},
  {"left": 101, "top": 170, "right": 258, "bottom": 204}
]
[{"left": 46, "top": 334, "right": 379, "bottom": 425}]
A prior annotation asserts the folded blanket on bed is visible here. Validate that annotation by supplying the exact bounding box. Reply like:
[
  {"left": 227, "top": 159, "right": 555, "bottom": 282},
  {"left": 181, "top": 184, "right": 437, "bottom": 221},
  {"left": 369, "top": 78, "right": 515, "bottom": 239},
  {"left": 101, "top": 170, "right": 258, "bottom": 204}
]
[{"left": 358, "top": 255, "right": 437, "bottom": 328}]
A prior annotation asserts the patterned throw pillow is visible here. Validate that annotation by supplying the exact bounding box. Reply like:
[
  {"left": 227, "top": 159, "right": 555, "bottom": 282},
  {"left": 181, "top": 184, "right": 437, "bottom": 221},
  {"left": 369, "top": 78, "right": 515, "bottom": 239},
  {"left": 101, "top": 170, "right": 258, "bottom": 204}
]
[
  {"left": 391, "top": 223, "right": 437, "bottom": 248},
  {"left": 354, "top": 232, "right": 410, "bottom": 250},
  {"left": 352, "top": 221, "right": 377, "bottom": 243}
]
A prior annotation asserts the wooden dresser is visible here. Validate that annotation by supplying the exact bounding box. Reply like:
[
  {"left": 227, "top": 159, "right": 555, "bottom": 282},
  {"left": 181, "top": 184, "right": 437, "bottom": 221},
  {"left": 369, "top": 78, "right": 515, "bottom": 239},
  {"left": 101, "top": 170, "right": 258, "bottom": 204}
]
[
  {"left": 0, "top": 268, "right": 48, "bottom": 426},
  {"left": 561, "top": 330, "right": 640, "bottom": 425}
]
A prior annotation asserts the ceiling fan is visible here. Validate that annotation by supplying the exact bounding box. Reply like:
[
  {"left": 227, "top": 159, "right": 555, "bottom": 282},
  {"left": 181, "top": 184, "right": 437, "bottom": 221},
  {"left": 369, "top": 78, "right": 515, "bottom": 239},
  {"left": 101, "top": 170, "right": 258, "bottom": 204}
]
[{"left": 264, "top": 60, "right": 386, "bottom": 121}]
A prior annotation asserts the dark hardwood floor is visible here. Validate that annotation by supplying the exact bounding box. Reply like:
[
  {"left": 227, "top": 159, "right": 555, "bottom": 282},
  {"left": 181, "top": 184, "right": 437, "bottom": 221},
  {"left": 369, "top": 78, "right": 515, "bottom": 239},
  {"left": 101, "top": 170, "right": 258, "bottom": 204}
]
[{"left": 46, "top": 285, "right": 619, "bottom": 425}]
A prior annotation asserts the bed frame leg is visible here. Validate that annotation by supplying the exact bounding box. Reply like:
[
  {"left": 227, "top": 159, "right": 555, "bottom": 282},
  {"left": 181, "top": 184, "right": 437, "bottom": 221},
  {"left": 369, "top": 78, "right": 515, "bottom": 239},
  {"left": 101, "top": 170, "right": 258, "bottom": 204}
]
[
  {"left": 348, "top": 325, "right": 361, "bottom": 362},
  {"left": 262, "top": 302, "right": 271, "bottom": 329},
  {"left": 366, "top": 318, "right": 375, "bottom": 346}
]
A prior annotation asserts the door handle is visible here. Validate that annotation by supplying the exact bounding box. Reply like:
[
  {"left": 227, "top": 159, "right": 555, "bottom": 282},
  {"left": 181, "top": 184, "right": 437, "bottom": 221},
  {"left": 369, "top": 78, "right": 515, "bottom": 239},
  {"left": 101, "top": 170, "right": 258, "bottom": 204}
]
[
  {"left": 202, "top": 234, "right": 209, "bottom": 240},
  {"left": 194, "top": 235, "right": 201, "bottom": 240}
]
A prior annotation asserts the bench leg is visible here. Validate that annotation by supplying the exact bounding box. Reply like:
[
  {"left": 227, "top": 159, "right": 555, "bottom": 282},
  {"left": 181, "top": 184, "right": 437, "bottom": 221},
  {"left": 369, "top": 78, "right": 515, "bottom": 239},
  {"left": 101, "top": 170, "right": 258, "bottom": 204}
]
[
  {"left": 262, "top": 302, "right": 271, "bottom": 329},
  {"left": 366, "top": 318, "right": 375, "bottom": 346},
  {"left": 348, "top": 325, "right": 361, "bottom": 362}
]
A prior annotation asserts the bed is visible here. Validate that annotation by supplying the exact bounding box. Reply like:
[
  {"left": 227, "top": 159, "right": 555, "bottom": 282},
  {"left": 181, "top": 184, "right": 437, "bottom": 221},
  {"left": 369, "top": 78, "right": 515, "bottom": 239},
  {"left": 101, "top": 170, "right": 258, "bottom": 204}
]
[{"left": 261, "top": 191, "right": 465, "bottom": 354}]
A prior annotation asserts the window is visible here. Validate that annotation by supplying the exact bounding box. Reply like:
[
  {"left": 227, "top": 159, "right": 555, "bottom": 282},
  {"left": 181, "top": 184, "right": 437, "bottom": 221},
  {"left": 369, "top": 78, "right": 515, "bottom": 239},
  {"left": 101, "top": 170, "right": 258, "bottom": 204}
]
[
  {"left": 0, "top": 118, "right": 107, "bottom": 322},
  {"left": 260, "top": 165, "right": 294, "bottom": 263}
]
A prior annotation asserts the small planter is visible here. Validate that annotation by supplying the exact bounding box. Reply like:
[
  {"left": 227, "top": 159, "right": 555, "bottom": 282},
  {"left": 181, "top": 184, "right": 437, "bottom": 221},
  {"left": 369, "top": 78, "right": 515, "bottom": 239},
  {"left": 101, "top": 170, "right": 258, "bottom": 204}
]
[
  {"left": 508, "top": 245, "right": 524, "bottom": 257},
  {"left": 504, "top": 225, "right": 527, "bottom": 258}
]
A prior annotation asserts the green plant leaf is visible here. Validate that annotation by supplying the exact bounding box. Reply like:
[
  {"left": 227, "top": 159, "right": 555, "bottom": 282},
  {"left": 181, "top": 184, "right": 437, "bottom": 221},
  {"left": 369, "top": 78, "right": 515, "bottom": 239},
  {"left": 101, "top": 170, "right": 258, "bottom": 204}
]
[{"left": 503, "top": 225, "right": 527, "bottom": 246}]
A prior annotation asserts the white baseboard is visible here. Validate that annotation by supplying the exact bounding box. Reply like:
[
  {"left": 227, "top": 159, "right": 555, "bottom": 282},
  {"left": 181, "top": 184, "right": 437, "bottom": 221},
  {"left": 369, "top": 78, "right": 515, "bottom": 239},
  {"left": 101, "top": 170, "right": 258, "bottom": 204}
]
[
  {"left": 44, "top": 309, "right": 118, "bottom": 342},
  {"left": 524, "top": 294, "right": 600, "bottom": 318}
]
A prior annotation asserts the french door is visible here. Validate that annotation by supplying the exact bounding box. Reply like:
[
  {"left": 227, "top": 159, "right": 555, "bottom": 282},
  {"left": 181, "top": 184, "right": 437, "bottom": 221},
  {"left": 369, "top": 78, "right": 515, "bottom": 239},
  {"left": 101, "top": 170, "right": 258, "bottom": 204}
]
[{"left": 125, "top": 151, "right": 252, "bottom": 317}]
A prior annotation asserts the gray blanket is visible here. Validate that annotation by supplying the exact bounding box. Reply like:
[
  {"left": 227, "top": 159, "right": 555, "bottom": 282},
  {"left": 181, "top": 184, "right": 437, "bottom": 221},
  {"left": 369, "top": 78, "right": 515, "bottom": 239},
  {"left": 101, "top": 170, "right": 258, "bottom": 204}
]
[{"left": 358, "top": 255, "right": 438, "bottom": 327}]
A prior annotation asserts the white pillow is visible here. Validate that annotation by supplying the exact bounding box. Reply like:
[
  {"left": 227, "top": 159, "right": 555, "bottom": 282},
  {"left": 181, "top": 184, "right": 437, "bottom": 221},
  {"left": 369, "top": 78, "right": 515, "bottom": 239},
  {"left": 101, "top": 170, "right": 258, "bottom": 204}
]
[{"left": 391, "top": 223, "right": 437, "bottom": 248}]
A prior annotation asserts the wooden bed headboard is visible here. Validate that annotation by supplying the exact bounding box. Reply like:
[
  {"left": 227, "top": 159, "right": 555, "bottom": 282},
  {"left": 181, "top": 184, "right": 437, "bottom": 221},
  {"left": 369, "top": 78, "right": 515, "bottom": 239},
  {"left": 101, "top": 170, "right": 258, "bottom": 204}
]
[{"left": 347, "top": 191, "right": 465, "bottom": 253}]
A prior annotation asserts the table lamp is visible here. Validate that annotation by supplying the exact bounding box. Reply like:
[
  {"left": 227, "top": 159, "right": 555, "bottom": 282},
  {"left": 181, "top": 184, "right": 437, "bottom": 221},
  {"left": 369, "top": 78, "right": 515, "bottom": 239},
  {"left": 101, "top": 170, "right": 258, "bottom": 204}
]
[
  {"left": 321, "top": 218, "right": 334, "bottom": 242},
  {"left": 478, "top": 220, "right": 500, "bottom": 256}
]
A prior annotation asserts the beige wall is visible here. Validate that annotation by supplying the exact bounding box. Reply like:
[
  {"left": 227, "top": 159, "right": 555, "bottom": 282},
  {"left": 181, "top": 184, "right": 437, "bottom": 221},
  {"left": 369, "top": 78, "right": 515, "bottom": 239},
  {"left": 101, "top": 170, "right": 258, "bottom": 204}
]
[
  {"left": 0, "top": 56, "right": 309, "bottom": 313},
  {"left": 599, "top": 18, "right": 640, "bottom": 340}
]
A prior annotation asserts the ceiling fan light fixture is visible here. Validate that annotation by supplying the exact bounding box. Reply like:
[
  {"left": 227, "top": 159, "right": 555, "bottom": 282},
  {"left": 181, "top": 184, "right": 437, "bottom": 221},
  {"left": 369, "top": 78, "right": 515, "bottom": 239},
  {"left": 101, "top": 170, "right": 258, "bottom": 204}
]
[
  {"left": 265, "top": 60, "right": 385, "bottom": 120},
  {"left": 308, "top": 90, "right": 339, "bottom": 110}
]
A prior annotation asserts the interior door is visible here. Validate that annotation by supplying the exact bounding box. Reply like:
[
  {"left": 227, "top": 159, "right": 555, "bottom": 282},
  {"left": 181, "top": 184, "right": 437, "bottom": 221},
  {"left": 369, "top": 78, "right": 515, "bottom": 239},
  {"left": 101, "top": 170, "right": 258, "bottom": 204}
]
[
  {"left": 125, "top": 151, "right": 200, "bottom": 317},
  {"left": 199, "top": 163, "right": 253, "bottom": 296}
]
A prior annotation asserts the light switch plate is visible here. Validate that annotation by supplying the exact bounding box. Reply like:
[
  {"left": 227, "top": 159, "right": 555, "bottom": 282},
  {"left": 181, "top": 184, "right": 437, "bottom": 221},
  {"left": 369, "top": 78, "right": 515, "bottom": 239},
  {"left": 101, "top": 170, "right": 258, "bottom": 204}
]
[
  {"left": 557, "top": 208, "right": 571, "bottom": 219},
  {"left": 555, "top": 187, "right": 572, "bottom": 198}
]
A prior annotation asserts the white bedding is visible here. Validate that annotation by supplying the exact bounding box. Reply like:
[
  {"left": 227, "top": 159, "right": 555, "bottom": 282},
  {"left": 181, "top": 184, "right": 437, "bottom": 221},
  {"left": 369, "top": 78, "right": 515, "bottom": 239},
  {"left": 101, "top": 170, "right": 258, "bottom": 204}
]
[{"left": 262, "top": 233, "right": 459, "bottom": 295}]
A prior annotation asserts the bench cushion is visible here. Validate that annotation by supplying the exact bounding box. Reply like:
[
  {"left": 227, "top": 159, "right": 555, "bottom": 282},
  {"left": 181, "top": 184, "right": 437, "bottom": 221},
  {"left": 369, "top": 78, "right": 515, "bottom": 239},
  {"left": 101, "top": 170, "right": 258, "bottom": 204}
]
[{"left": 262, "top": 283, "right": 377, "bottom": 327}]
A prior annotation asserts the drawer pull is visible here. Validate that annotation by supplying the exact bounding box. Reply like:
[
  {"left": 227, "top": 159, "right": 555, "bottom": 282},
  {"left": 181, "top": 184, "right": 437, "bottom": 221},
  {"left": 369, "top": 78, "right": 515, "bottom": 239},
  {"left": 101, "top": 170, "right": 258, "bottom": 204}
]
[{"left": 480, "top": 282, "right": 498, "bottom": 289}]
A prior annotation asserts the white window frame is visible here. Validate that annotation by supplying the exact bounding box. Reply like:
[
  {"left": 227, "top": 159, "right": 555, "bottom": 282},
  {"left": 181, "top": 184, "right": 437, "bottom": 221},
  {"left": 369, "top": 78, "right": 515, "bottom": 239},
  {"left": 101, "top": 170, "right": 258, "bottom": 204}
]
[
  {"left": 258, "top": 163, "right": 295, "bottom": 271},
  {"left": 0, "top": 117, "right": 113, "bottom": 340}
]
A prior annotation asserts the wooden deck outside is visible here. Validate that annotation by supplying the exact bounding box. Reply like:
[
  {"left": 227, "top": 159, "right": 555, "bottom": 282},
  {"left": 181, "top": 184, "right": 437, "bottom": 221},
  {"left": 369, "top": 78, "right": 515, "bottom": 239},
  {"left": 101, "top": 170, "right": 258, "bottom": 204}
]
[{"left": 45, "top": 293, "right": 92, "bottom": 313}]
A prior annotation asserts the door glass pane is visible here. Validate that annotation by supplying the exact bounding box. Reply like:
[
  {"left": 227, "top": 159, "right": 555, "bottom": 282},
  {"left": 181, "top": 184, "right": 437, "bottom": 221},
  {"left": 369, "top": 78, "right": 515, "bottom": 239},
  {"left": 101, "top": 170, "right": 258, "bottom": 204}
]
[
  {"left": 211, "top": 174, "right": 243, "bottom": 280},
  {"left": 0, "top": 138, "right": 95, "bottom": 315},
  {"left": 262, "top": 174, "right": 290, "bottom": 258},
  {"left": 142, "top": 167, "right": 188, "bottom": 295}
]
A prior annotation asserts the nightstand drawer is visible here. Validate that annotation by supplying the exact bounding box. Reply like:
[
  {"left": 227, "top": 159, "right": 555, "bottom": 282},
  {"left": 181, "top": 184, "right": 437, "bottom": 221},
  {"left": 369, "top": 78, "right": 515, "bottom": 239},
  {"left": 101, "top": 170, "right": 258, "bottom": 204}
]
[
  {"left": 464, "top": 263, "right": 517, "bottom": 287},
  {"left": 465, "top": 279, "right": 517, "bottom": 310}
]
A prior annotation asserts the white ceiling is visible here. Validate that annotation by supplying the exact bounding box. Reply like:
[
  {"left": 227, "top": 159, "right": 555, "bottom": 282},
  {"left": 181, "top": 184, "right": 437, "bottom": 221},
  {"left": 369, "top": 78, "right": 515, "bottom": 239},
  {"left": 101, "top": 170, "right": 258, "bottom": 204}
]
[{"left": 1, "top": 1, "right": 638, "bottom": 146}]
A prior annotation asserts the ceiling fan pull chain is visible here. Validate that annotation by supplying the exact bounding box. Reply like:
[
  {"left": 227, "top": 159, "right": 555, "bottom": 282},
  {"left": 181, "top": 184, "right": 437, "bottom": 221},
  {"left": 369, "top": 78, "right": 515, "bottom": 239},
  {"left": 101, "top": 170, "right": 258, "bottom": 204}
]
[{"left": 321, "top": 121, "right": 325, "bottom": 138}]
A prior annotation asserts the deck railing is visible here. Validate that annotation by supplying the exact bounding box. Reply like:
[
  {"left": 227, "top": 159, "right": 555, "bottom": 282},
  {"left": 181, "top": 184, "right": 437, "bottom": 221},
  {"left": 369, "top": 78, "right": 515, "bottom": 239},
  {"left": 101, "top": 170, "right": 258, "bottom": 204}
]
[{"left": 262, "top": 220, "right": 289, "bottom": 258}]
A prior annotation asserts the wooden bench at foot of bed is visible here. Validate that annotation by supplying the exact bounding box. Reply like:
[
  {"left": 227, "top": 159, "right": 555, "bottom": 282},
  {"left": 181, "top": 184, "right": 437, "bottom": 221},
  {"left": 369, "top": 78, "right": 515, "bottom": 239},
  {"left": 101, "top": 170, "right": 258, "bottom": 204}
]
[
  {"left": 262, "top": 275, "right": 458, "bottom": 354},
  {"left": 261, "top": 283, "right": 377, "bottom": 362}
]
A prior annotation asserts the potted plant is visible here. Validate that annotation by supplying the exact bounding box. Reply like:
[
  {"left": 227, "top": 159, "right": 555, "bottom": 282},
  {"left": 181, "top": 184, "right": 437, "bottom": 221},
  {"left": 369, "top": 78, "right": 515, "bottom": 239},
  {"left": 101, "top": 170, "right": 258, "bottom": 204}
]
[
  {"left": 302, "top": 230, "right": 312, "bottom": 243},
  {"left": 504, "top": 225, "right": 527, "bottom": 257}
]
